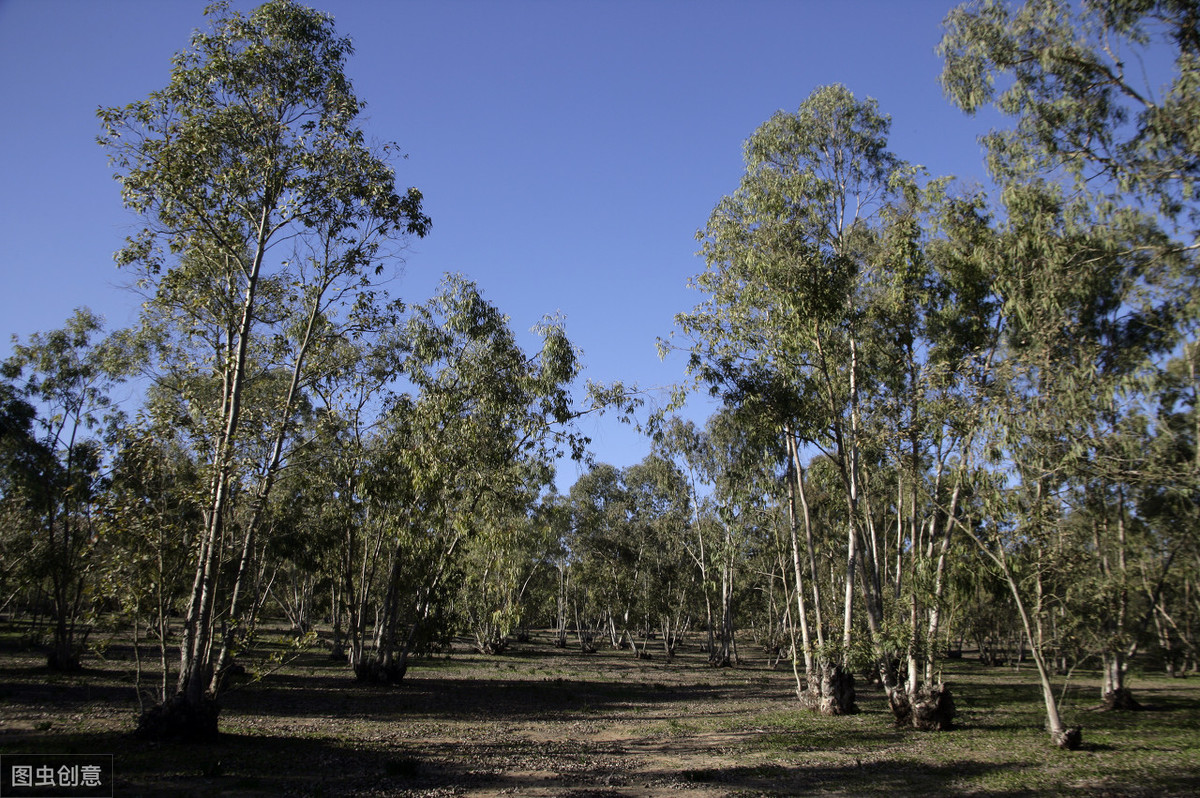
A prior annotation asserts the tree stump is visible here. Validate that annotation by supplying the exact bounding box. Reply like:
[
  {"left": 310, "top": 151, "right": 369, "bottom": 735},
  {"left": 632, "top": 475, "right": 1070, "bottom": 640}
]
[{"left": 796, "top": 682, "right": 821, "bottom": 712}]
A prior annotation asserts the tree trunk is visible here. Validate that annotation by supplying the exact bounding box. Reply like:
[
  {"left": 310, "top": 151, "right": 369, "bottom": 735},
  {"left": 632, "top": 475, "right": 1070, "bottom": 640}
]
[
  {"left": 169, "top": 227, "right": 271, "bottom": 741},
  {"left": 965, "top": 521, "right": 1082, "bottom": 749},
  {"left": 1101, "top": 650, "right": 1141, "bottom": 710},
  {"left": 816, "top": 658, "right": 858, "bottom": 716},
  {"left": 784, "top": 429, "right": 816, "bottom": 699},
  {"left": 711, "top": 523, "right": 735, "bottom": 667},
  {"left": 554, "top": 560, "right": 569, "bottom": 648}
]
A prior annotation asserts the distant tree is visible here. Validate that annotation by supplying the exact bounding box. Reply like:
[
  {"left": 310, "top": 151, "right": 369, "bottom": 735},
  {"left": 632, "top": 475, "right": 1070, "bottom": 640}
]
[
  {"left": 569, "top": 463, "right": 637, "bottom": 651},
  {"left": 698, "top": 408, "right": 776, "bottom": 668},
  {"left": 457, "top": 489, "right": 558, "bottom": 655},
  {"left": 622, "top": 454, "right": 694, "bottom": 660},
  {"left": 343, "top": 276, "right": 585, "bottom": 681},
  {"left": 98, "top": 0, "right": 429, "bottom": 739},
  {"left": 653, "top": 417, "right": 720, "bottom": 655},
  {"left": 2, "top": 309, "right": 121, "bottom": 670},
  {"left": 567, "top": 454, "right": 694, "bottom": 661}
]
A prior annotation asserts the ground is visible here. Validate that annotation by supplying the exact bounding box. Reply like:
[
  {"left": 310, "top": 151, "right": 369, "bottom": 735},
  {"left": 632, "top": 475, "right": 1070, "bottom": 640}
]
[{"left": 2, "top": 623, "right": 1199, "bottom": 796}]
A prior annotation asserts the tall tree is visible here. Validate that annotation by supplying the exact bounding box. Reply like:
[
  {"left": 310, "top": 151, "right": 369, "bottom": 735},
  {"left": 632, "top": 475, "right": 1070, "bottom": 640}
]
[
  {"left": 99, "top": 0, "right": 429, "bottom": 739},
  {"left": 677, "top": 84, "right": 922, "bottom": 715},
  {"left": 939, "top": 0, "right": 1200, "bottom": 746},
  {"left": 343, "top": 275, "right": 585, "bottom": 682}
]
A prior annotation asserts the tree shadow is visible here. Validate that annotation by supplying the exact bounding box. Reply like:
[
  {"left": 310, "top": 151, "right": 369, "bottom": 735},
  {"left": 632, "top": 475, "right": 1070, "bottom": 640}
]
[
  {"left": 0, "top": 728, "right": 460, "bottom": 797},
  {"left": 220, "top": 671, "right": 750, "bottom": 724}
]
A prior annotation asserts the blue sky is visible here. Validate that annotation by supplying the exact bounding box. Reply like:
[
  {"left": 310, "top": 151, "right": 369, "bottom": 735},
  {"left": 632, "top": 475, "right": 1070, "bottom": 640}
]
[{"left": 0, "top": 0, "right": 1002, "bottom": 490}]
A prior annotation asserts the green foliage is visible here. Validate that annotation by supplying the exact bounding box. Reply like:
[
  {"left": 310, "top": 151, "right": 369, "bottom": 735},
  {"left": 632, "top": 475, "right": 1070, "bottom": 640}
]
[
  {"left": 939, "top": 0, "right": 1200, "bottom": 226},
  {"left": 94, "top": 0, "right": 433, "bottom": 705},
  {"left": 566, "top": 454, "right": 695, "bottom": 649},
  {"left": 2, "top": 309, "right": 123, "bottom": 668},
  {"left": 326, "top": 275, "right": 587, "bottom": 673}
]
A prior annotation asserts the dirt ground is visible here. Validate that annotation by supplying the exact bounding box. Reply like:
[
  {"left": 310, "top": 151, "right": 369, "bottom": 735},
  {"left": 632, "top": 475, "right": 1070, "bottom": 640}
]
[{"left": 3, "top": 626, "right": 1200, "bottom": 797}]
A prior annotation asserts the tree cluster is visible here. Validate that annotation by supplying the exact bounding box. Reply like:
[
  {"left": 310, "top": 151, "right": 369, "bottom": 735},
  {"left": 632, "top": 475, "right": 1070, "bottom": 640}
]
[{"left": 1, "top": 0, "right": 1197, "bottom": 751}]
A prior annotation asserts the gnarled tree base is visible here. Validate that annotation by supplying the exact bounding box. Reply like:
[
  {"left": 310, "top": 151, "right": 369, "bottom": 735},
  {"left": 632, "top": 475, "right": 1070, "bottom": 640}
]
[
  {"left": 1053, "top": 725, "right": 1083, "bottom": 750},
  {"left": 818, "top": 663, "right": 858, "bottom": 716},
  {"left": 136, "top": 694, "right": 220, "bottom": 742},
  {"left": 891, "top": 683, "right": 956, "bottom": 730},
  {"left": 476, "top": 639, "right": 509, "bottom": 655},
  {"left": 353, "top": 659, "right": 407, "bottom": 684},
  {"left": 1101, "top": 688, "right": 1141, "bottom": 711}
]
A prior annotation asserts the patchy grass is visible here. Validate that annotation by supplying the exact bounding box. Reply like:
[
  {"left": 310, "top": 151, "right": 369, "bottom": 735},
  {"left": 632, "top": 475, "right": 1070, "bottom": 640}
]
[{"left": 1, "top": 620, "right": 1199, "bottom": 796}]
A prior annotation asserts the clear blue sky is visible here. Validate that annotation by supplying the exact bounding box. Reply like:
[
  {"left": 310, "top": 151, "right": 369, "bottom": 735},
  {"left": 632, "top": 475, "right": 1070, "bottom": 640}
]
[{"left": 0, "top": 0, "right": 1001, "bottom": 489}]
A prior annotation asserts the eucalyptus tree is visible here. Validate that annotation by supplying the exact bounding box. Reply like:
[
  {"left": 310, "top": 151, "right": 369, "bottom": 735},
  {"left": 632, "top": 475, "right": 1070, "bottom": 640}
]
[
  {"left": 697, "top": 407, "right": 778, "bottom": 667},
  {"left": 347, "top": 275, "right": 585, "bottom": 681},
  {"left": 290, "top": 335, "right": 403, "bottom": 665},
  {"left": 2, "top": 309, "right": 122, "bottom": 670},
  {"left": 457, "top": 485, "right": 556, "bottom": 655},
  {"left": 567, "top": 455, "right": 694, "bottom": 659},
  {"left": 1063, "top": 397, "right": 1194, "bottom": 710},
  {"left": 678, "top": 84, "right": 949, "bottom": 715},
  {"left": 863, "top": 181, "right": 1010, "bottom": 730},
  {"left": 538, "top": 492, "right": 574, "bottom": 648},
  {"left": 944, "top": 176, "right": 1187, "bottom": 747},
  {"left": 98, "top": 0, "right": 429, "bottom": 737},
  {"left": 939, "top": 0, "right": 1200, "bottom": 744},
  {"left": 623, "top": 454, "right": 694, "bottom": 659},
  {"left": 652, "top": 416, "right": 721, "bottom": 655},
  {"left": 939, "top": 0, "right": 1200, "bottom": 232},
  {"left": 100, "top": 424, "right": 201, "bottom": 705},
  {"left": 569, "top": 463, "right": 638, "bottom": 650},
  {"left": 1138, "top": 355, "right": 1200, "bottom": 676}
]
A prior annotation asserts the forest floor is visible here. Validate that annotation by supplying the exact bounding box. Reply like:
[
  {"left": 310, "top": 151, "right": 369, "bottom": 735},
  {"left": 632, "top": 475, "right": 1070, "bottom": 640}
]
[{"left": 1, "top": 622, "right": 1199, "bottom": 797}]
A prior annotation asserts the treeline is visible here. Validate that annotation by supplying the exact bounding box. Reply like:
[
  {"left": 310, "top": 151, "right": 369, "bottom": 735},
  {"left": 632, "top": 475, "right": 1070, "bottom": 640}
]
[{"left": 1, "top": 0, "right": 1198, "bottom": 750}]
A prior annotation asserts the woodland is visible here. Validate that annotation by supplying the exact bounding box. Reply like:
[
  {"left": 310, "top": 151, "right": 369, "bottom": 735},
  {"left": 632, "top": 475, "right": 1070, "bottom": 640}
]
[{"left": 2, "top": 0, "right": 1200, "bottom": 782}]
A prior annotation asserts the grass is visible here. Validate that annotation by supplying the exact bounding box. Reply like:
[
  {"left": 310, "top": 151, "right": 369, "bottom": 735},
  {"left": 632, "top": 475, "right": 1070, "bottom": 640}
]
[{"left": 2, "top": 619, "right": 1199, "bottom": 796}]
